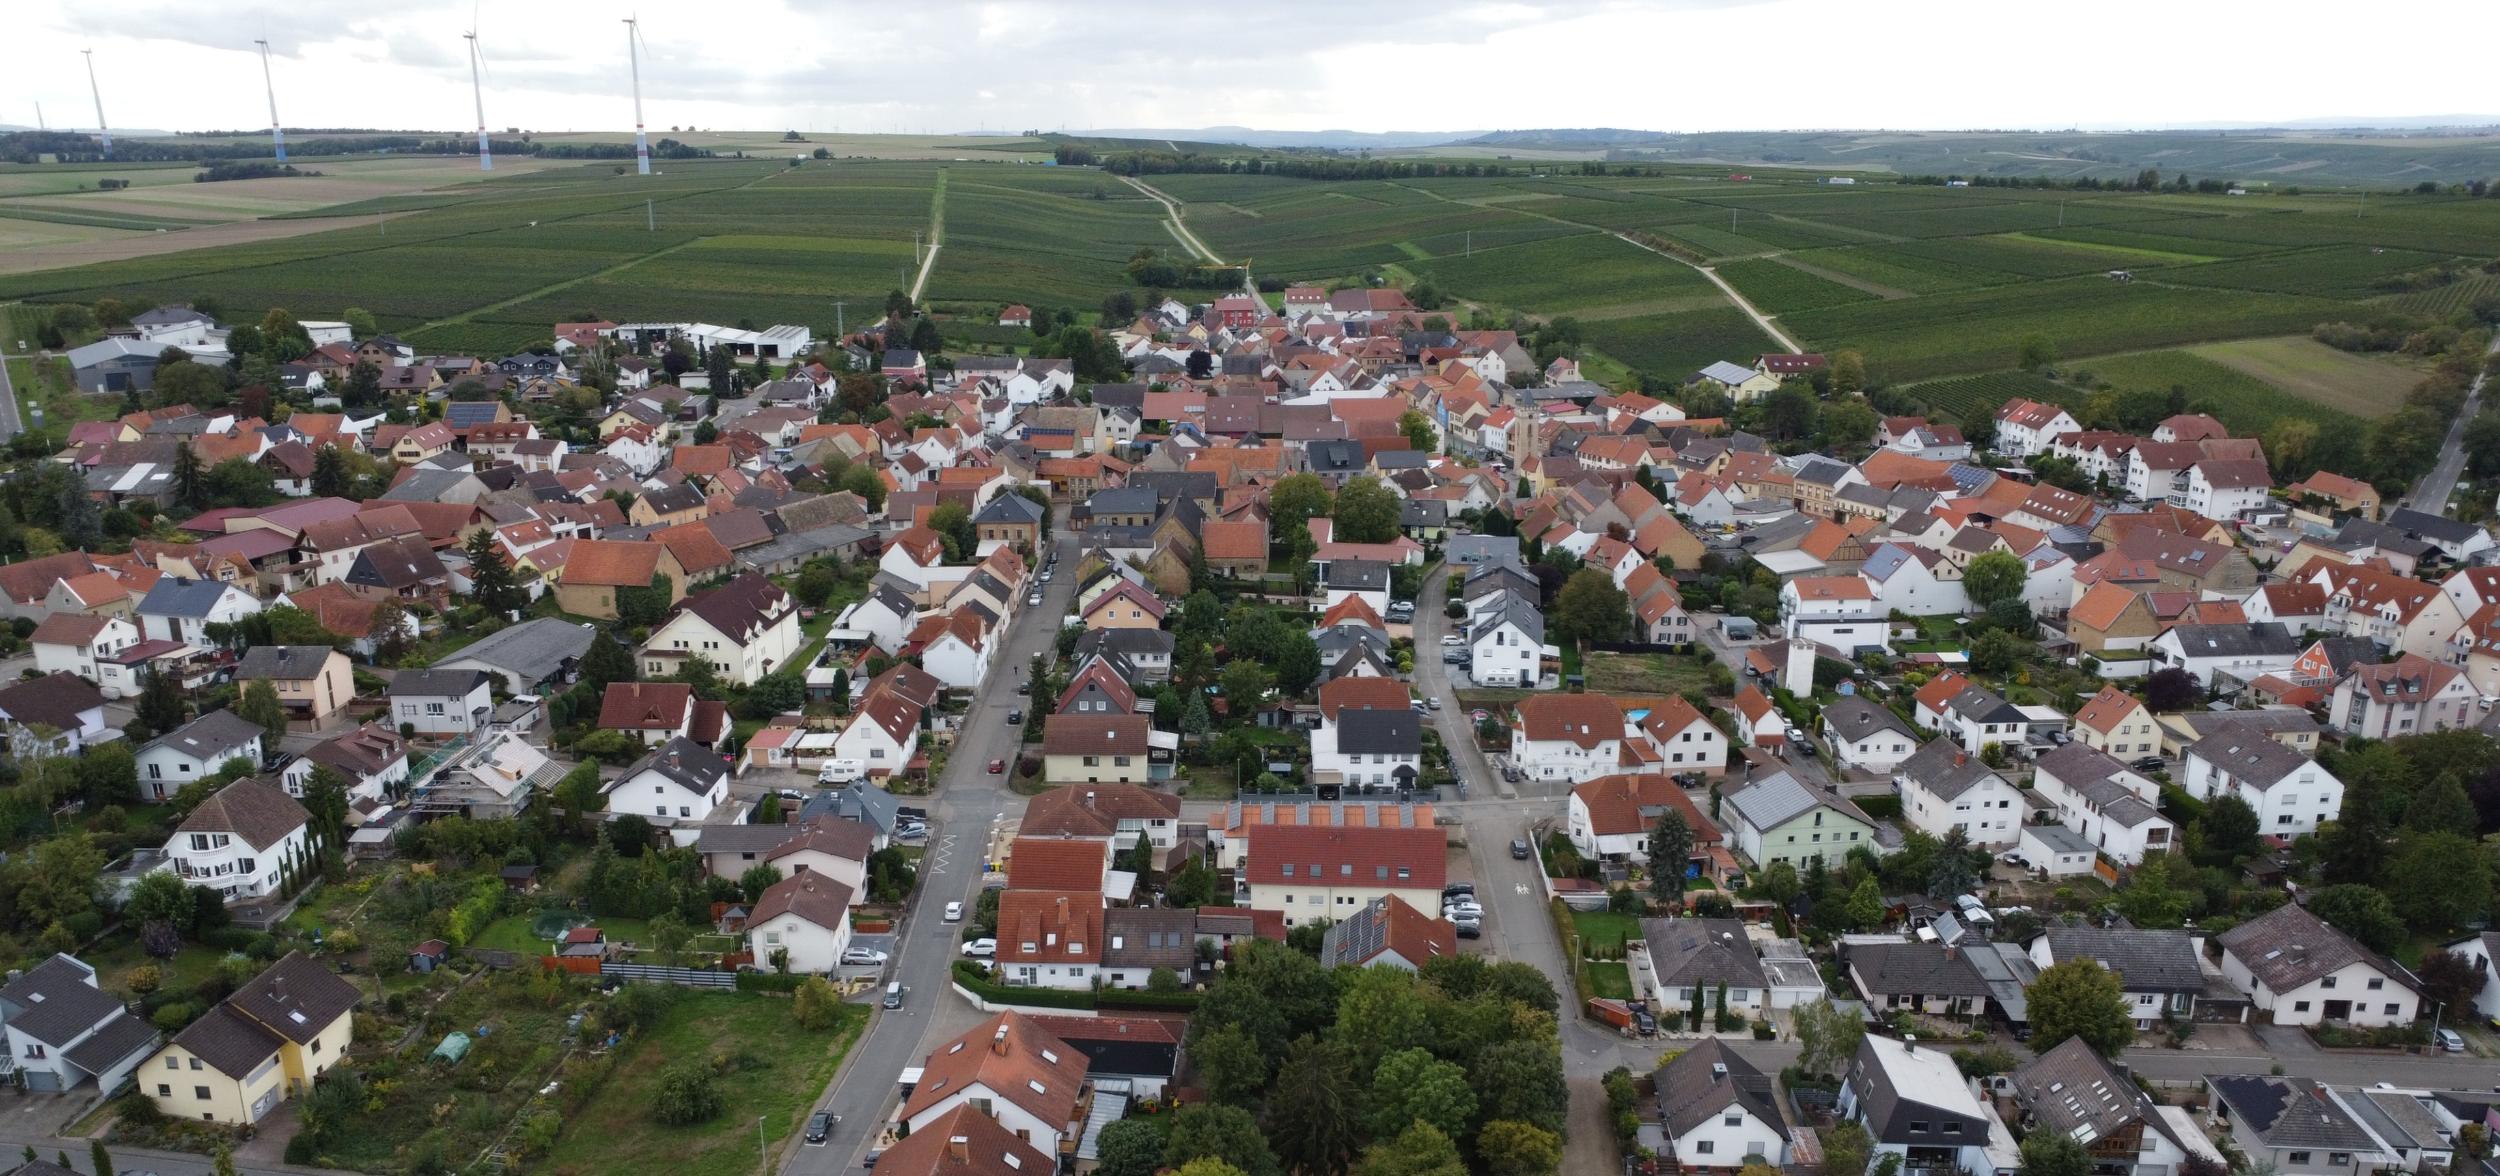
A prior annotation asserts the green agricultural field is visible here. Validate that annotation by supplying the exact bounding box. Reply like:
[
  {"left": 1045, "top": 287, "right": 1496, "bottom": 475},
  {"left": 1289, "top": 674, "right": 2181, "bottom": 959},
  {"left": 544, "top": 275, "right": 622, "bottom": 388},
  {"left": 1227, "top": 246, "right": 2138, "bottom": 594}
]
[
  {"left": 1404, "top": 234, "right": 1722, "bottom": 318},
  {"left": 2378, "top": 272, "right": 2500, "bottom": 319},
  {"left": 2070, "top": 347, "right": 2375, "bottom": 435},
  {"left": 1782, "top": 275, "right": 2343, "bottom": 383},
  {"left": 2181, "top": 336, "right": 2418, "bottom": 420},
  {"left": 1714, "top": 257, "right": 1883, "bottom": 315},
  {"left": 1579, "top": 306, "right": 1781, "bottom": 385}
]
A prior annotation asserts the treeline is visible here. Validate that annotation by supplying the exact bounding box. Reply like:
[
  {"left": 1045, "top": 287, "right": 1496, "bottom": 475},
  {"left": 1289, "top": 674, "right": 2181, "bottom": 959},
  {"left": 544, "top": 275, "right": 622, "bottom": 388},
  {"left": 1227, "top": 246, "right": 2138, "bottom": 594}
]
[
  {"left": 1902, "top": 170, "right": 2499, "bottom": 197},
  {"left": 414, "top": 136, "right": 715, "bottom": 160},
  {"left": 1058, "top": 143, "right": 1673, "bottom": 181},
  {"left": 195, "top": 161, "right": 318, "bottom": 183},
  {"left": 0, "top": 130, "right": 717, "bottom": 166}
]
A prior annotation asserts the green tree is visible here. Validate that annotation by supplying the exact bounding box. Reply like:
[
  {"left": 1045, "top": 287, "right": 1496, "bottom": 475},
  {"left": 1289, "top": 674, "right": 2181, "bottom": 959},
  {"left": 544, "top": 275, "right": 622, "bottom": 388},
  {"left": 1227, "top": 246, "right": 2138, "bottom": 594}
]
[
  {"left": 1397, "top": 410, "right": 1437, "bottom": 454},
  {"left": 1758, "top": 861, "right": 1802, "bottom": 908},
  {"left": 2190, "top": 794, "right": 2261, "bottom": 869},
  {"left": 2404, "top": 775, "right": 2477, "bottom": 832},
  {"left": 1762, "top": 384, "right": 1817, "bottom": 441},
  {"left": 212, "top": 1143, "right": 238, "bottom": 1176},
  {"left": 1220, "top": 660, "right": 1270, "bottom": 722},
  {"left": 928, "top": 502, "right": 977, "bottom": 562},
  {"left": 1962, "top": 550, "right": 2028, "bottom": 610},
  {"left": 1264, "top": 1036, "right": 1364, "bottom": 1176},
  {"left": 1477, "top": 1120, "right": 1561, "bottom": 1176},
  {"left": 791, "top": 976, "right": 843, "bottom": 1030},
  {"left": 301, "top": 765, "right": 350, "bottom": 849},
  {"left": 1163, "top": 1104, "right": 1281, "bottom": 1176},
  {"left": 77, "top": 741, "right": 138, "bottom": 810},
  {"left": 1647, "top": 810, "right": 1693, "bottom": 900},
  {"left": 738, "top": 863, "right": 783, "bottom": 903},
  {"left": 135, "top": 666, "right": 188, "bottom": 735},
  {"left": 2026, "top": 957, "right": 2134, "bottom": 1058},
  {"left": 91, "top": 1139, "right": 114, "bottom": 1176},
  {"left": 2306, "top": 884, "right": 2406, "bottom": 953},
  {"left": 1094, "top": 1117, "right": 1172, "bottom": 1176},
  {"left": 1351, "top": 1121, "right": 1467, "bottom": 1176},
  {"left": 1553, "top": 568, "right": 1632, "bottom": 646},
  {"left": 651, "top": 1060, "right": 723, "bottom": 1124},
  {"left": 1819, "top": 398, "right": 1879, "bottom": 450},
  {"left": 1821, "top": 1122, "right": 1874, "bottom": 1176},
  {"left": 2017, "top": 335, "right": 2059, "bottom": 371},
  {"left": 310, "top": 445, "right": 351, "bottom": 498},
  {"left": 171, "top": 442, "right": 207, "bottom": 510},
  {"left": 1831, "top": 350, "right": 1867, "bottom": 396},
  {"left": 581, "top": 633, "right": 635, "bottom": 693},
  {"left": 1471, "top": 1037, "right": 1568, "bottom": 1135},
  {"left": 2113, "top": 852, "right": 2190, "bottom": 928},
  {"left": 1793, "top": 996, "right": 1865, "bottom": 1076},
  {"left": 1927, "top": 825, "right": 1978, "bottom": 897},
  {"left": 2018, "top": 1130, "right": 2093, "bottom": 1176},
  {"left": 617, "top": 573, "right": 674, "bottom": 628},
  {"left": 1192, "top": 1023, "right": 1269, "bottom": 1107},
  {"left": 1175, "top": 1162, "right": 1251, "bottom": 1176},
  {"left": 1366, "top": 1047, "right": 1475, "bottom": 1143},
  {"left": 2389, "top": 831, "right": 2491, "bottom": 931},
  {"left": 1332, "top": 477, "right": 1401, "bottom": 544},
  {"left": 1843, "top": 876, "right": 1884, "bottom": 931},
  {"left": 1276, "top": 631, "right": 1322, "bottom": 696},
  {"left": 237, "top": 681, "right": 289, "bottom": 742},
  {"left": 464, "top": 529, "right": 527, "bottom": 617}
]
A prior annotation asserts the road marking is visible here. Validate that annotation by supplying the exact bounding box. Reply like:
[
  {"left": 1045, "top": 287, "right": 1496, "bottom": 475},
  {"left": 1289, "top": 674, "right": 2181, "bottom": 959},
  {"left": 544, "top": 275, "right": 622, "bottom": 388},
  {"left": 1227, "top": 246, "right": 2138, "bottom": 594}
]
[
  {"left": 930, "top": 833, "right": 958, "bottom": 876},
  {"left": 1515, "top": 883, "right": 1530, "bottom": 895}
]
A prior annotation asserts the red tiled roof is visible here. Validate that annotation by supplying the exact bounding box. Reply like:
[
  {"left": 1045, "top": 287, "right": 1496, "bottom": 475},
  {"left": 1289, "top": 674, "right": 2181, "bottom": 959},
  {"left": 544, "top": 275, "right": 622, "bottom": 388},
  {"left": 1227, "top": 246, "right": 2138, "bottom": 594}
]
[
  {"left": 559, "top": 540, "right": 665, "bottom": 588},
  {"left": 1006, "top": 838, "right": 1107, "bottom": 893},
  {"left": 1571, "top": 774, "right": 1722, "bottom": 840},
  {"left": 598, "top": 682, "right": 693, "bottom": 730},
  {"left": 1517, "top": 694, "right": 1624, "bottom": 748},
  {"left": 1243, "top": 825, "right": 1445, "bottom": 890}
]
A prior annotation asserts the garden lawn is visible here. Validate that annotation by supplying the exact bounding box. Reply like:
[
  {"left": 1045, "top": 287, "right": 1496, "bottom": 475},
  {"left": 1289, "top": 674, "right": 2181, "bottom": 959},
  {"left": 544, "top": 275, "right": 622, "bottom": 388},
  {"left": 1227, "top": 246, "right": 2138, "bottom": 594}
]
[
  {"left": 542, "top": 992, "right": 868, "bottom": 1176},
  {"left": 1588, "top": 961, "right": 1633, "bottom": 1001},
  {"left": 1570, "top": 909, "right": 1643, "bottom": 954}
]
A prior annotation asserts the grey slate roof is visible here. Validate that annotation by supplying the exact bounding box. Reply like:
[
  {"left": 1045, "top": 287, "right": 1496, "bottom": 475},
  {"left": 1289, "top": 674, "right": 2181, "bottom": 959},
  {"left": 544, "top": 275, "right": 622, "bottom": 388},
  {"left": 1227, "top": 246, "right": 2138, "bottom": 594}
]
[
  {"left": 1101, "top": 907, "right": 1200, "bottom": 971},
  {"left": 1894, "top": 738, "right": 2009, "bottom": 801},
  {"left": 1325, "top": 559, "right": 1390, "bottom": 591},
  {"left": 1640, "top": 917, "right": 1768, "bottom": 988},
  {"left": 1848, "top": 941, "right": 1989, "bottom": 997},
  {"left": 613, "top": 736, "right": 730, "bottom": 798},
  {"left": 2040, "top": 927, "right": 2202, "bottom": 992},
  {"left": 2218, "top": 903, "right": 2415, "bottom": 995},
  {"left": 2032, "top": 744, "right": 2165, "bottom": 829},
  {"left": 386, "top": 669, "right": 492, "bottom": 700},
  {"left": 1652, "top": 1038, "right": 1787, "bottom": 1141},
  {"left": 435, "top": 617, "right": 597, "bottom": 686},
  {"left": 1479, "top": 592, "right": 1546, "bottom": 644},
  {"left": 1336, "top": 709, "right": 1422, "bottom": 757},
  {"left": 1945, "top": 684, "right": 2024, "bottom": 725},
  {"left": 141, "top": 709, "right": 266, "bottom": 765},
  {"left": 1073, "top": 628, "right": 1174, "bottom": 661},
  {"left": 1724, "top": 769, "right": 1867, "bottom": 832},
  {"left": 138, "top": 576, "right": 240, "bottom": 619},
  {"left": 973, "top": 492, "right": 1045, "bottom": 525},
  {"left": 234, "top": 645, "right": 337, "bottom": 681},
  {"left": 0, "top": 955, "right": 123, "bottom": 1048},
  {"left": 2184, "top": 723, "right": 2314, "bottom": 788},
  {"left": 1821, "top": 697, "right": 1915, "bottom": 746}
]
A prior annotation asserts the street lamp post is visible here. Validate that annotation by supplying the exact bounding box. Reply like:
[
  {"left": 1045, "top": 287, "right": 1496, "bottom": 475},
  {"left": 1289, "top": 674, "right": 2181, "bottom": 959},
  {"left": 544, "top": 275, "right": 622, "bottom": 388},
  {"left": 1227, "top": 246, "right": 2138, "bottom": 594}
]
[{"left": 756, "top": 1113, "right": 767, "bottom": 1175}]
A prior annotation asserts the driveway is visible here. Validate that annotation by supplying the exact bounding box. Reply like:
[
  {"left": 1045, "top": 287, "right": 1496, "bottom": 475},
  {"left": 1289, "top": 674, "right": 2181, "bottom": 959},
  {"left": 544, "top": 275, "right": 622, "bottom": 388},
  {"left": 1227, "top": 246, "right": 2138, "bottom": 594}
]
[{"left": 782, "top": 528, "right": 1084, "bottom": 1175}]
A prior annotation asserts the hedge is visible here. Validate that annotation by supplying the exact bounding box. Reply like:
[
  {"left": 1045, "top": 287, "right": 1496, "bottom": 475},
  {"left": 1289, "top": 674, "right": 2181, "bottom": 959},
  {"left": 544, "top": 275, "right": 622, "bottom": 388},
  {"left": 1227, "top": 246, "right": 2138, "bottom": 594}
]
[
  {"left": 1853, "top": 794, "right": 1904, "bottom": 821},
  {"left": 945, "top": 962, "right": 1205, "bottom": 1011}
]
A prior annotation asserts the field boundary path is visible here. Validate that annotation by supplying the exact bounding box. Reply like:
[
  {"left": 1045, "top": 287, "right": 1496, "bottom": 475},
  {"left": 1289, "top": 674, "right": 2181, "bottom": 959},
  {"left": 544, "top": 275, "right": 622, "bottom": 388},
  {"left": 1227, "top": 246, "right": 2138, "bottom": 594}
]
[
  {"left": 1383, "top": 179, "right": 1803, "bottom": 353},
  {"left": 2405, "top": 328, "right": 2500, "bottom": 514},
  {"left": 908, "top": 168, "right": 946, "bottom": 303},
  {"left": 413, "top": 237, "right": 705, "bottom": 334},
  {"left": 0, "top": 325, "right": 23, "bottom": 440},
  {"left": 1612, "top": 232, "right": 1803, "bottom": 352},
  {"left": 1121, "top": 176, "right": 1222, "bottom": 265},
  {"left": 1765, "top": 253, "right": 1913, "bottom": 300}
]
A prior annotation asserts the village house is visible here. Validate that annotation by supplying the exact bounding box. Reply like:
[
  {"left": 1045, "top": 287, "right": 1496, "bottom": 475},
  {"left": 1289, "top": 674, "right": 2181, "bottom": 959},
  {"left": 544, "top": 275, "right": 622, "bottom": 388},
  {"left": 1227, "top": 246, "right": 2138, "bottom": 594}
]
[
  {"left": 2216, "top": 903, "right": 2419, "bottom": 1027},
  {"left": 1720, "top": 770, "right": 1876, "bottom": 871},
  {"left": 384, "top": 669, "right": 495, "bottom": 737},
  {"left": 638, "top": 571, "right": 800, "bottom": 686},
  {"left": 604, "top": 736, "right": 735, "bottom": 847},
  {"left": 1894, "top": 739, "right": 2026, "bottom": 849},
  {"left": 1243, "top": 824, "right": 1447, "bottom": 926},
  {"left": 142, "top": 954, "right": 359, "bottom": 1125},
  {"left": 134, "top": 711, "right": 267, "bottom": 802},
  {"left": 233, "top": 645, "right": 356, "bottom": 731},
  {"left": 158, "top": 777, "right": 311, "bottom": 903}
]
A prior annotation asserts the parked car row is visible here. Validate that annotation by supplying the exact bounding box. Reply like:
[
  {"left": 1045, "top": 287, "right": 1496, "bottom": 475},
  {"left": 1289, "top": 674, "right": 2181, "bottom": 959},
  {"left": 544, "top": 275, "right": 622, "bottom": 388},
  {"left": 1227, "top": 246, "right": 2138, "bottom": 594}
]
[{"left": 1446, "top": 882, "right": 1482, "bottom": 939}]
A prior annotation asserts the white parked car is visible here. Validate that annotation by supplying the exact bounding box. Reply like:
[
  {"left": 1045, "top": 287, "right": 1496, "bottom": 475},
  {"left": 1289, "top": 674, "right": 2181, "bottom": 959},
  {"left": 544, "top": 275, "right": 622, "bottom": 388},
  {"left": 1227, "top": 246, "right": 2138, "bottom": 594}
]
[
  {"left": 840, "top": 947, "right": 889, "bottom": 966},
  {"left": 943, "top": 901, "right": 964, "bottom": 922},
  {"left": 960, "top": 938, "right": 997, "bottom": 958}
]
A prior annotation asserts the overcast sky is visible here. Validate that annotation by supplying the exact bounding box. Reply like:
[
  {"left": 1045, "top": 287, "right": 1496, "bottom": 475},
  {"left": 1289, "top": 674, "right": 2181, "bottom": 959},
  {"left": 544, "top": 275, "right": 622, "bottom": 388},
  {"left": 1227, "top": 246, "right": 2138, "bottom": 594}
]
[{"left": 14, "top": 0, "right": 2496, "bottom": 139}]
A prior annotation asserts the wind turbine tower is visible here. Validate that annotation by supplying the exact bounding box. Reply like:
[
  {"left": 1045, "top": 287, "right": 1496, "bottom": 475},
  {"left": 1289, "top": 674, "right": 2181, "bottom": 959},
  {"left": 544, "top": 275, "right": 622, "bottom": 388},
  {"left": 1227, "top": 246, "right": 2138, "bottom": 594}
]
[
  {"left": 465, "top": 27, "right": 492, "bottom": 170},
  {"left": 254, "top": 39, "right": 286, "bottom": 162},
  {"left": 624, "top": 16, "right": 649, "bottom": 175},
  {"left": 82, "top": 49, "right": 110, "bottom": 159}
]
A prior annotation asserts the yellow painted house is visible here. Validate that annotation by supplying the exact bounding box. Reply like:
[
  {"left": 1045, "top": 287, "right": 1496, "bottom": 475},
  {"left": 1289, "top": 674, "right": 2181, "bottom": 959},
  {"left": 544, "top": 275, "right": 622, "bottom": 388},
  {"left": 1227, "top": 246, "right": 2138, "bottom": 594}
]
[{"left": 144, "top": 953, "right": 359, "bottom": 1125}]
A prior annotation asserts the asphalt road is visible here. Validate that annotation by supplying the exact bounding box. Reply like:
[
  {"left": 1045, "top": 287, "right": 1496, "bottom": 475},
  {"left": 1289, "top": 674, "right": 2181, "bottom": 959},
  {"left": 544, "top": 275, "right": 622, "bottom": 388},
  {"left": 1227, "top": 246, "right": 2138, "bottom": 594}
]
[
  {"left": 785, "top": 526, "right": 1081, "bottom": 1174},
  {"left": 2402, "top": 330, "right": 2500, "bottom": 515},
  {"left": 0, "top": 332, "right": 25, "bottom": 440},
  {"left": 1412, "top": 562, "right": 1516, "bottom": 801}
]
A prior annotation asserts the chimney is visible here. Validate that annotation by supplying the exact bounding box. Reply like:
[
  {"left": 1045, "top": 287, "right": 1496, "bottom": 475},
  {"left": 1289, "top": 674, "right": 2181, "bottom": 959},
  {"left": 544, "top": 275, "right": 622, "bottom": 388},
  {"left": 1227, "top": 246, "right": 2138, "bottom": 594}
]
[
  {"left": 947, "top": 1136, "right": 970, "bottom": 1162},
  {"left": 1952, "top": 751, "right": 1967, "bottom": 767},
  {"left": 992, "top": 1023, "right": 1011, "bottom": 1056}
]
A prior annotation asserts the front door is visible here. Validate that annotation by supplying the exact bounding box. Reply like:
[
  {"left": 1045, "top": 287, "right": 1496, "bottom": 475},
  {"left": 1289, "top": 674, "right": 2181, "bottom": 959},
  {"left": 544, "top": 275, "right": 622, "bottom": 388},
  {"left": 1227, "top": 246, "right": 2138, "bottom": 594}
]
[{"left": 2323, "top": 999, "right": 2351, "bottom": 1021}]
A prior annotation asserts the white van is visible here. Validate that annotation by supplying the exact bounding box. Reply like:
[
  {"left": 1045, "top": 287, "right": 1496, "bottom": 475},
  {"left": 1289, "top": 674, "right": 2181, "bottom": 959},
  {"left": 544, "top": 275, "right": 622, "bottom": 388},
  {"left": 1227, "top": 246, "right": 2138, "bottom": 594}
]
[{"left": 818, "top": 759, "right": 865, "bottom": 784}]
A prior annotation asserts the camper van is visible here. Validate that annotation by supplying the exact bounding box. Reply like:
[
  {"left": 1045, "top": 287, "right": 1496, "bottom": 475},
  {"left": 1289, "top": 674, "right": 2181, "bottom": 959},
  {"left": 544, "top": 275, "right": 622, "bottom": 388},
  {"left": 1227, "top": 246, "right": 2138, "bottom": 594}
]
[{"left": 818, "top": 758, "right": 865, "bottom": 784}]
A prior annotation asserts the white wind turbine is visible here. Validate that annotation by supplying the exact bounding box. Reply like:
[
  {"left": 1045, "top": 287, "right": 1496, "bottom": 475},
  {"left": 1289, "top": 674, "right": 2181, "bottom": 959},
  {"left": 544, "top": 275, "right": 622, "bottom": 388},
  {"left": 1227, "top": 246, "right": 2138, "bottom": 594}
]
[
  {"left": 254, "top": 38, "right": 286, "bottom": 161},
  {"left": 465, "top": 9, "right": 492, "bottom": 171},
  {"left": 624, "top": 15, "right": 650, "bottom": 175}
]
